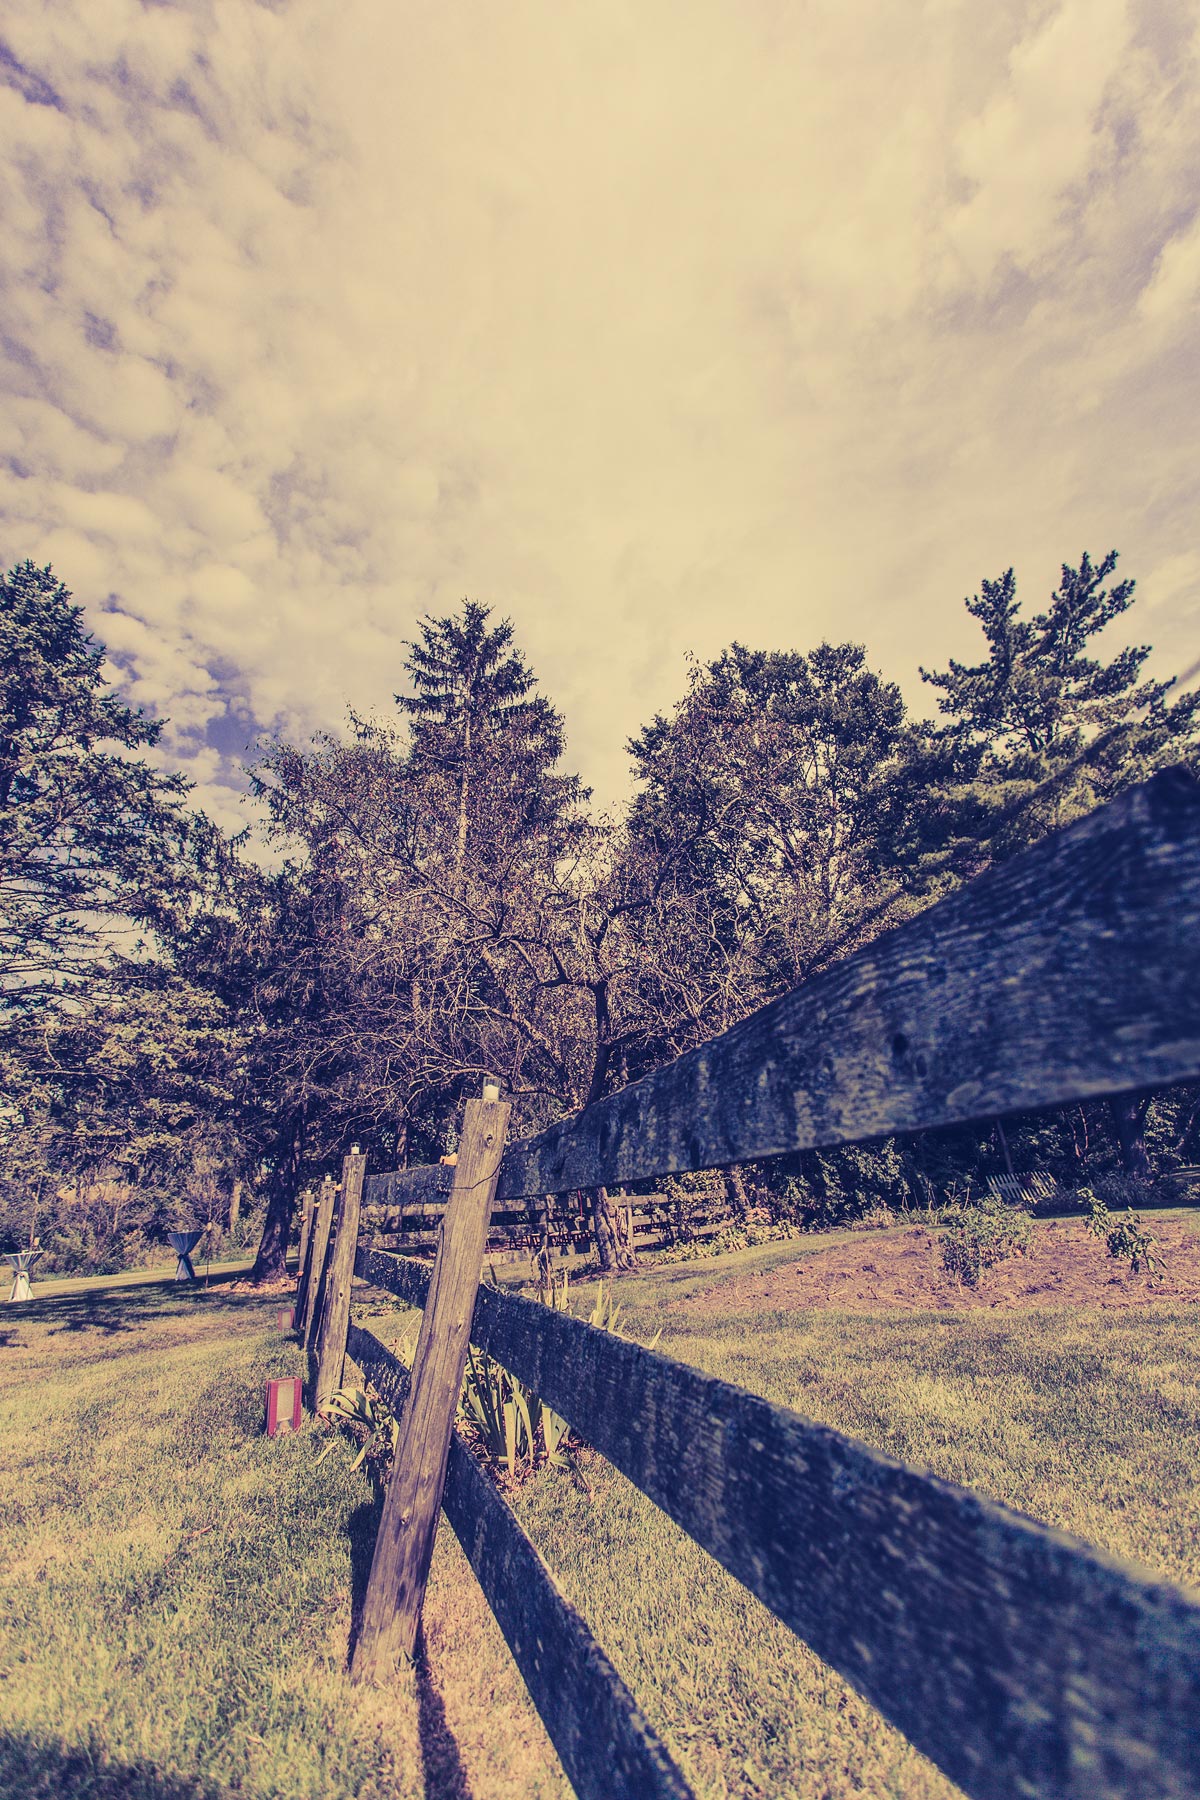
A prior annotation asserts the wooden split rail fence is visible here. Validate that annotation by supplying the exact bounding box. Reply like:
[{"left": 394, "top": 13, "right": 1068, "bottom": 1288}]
[
  {"left": 361, "top": 1189, "right": 721, "bottom": 1260},
  {"left": 293, "top": 768, "right": 1200, "bottom": 1800}
]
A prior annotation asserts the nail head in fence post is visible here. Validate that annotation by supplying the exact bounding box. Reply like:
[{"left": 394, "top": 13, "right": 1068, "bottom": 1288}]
[
  {"left": 300, "top": 1176, "right": 337, "bottom": 1346},
  {"left": 351, "top": 1093, "right": 511, "bottom": 1683},
  {"left": 266, "top": 1376, "right": 302, "bottom": 1437},
  {"left": 314, "top": 1150, "right": 368, "bottom": 1412}
]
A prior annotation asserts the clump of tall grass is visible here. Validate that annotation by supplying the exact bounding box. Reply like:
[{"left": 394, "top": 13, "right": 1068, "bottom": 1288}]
[{"left": 322, "top": 1269, "right": 659, "bottom": 1487}]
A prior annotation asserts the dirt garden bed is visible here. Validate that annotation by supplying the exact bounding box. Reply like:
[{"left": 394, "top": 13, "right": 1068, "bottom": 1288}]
[{"left": 675, "top": 1217, "right": 1200, "bottom": 1314}]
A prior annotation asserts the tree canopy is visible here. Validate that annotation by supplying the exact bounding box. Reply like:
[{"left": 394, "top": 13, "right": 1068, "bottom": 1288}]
[
  {"left": 0, "top": 561, "right": 195, "bottom": 1019},
  {"left": 3, "top": 559, "right": 1197, "bottom": 1279}
]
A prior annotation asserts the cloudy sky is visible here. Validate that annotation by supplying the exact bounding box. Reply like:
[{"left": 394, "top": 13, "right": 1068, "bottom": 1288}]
[{"left": 2, "top": 0, "right": 1198, "bottom": 827}]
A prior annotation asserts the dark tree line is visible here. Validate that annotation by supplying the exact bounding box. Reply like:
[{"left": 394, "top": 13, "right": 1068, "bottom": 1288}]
[{"left": 1, "top": 551, "right": 1196, "bottom": 1277}]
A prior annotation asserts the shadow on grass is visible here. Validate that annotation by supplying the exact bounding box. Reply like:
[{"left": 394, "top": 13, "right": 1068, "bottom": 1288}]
[
  {"left": 415, "top": 1630, "right": 478, "bottom": 1800},
  {"left": 3, "top": 1282, "right": 285, "bottom": 1343},
  {"left": 345, "top": 1496, "right": 475, "bottom": 1800},
  {"left": 347, "top": 1494, "right": 385, "bottom": 1654},
  {"left": 0, "top": 1732, "right": 222, "bottom": 1799}
]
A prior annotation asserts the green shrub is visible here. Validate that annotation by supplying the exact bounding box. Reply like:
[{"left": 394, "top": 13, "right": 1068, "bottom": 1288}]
[
  {"left": 1091, "top": 1172, "right": 1162, "bottom": 1213},
  {"left": 316, "top": 1385, "right": 399, "bottom": 1474},
  {"left": 458, "top": 1343, "right": 571, "bottom": 1479},
  {"left": 1081, "top": 1186, "right": 1166, "bottom": 1283},
  {"left": 940, "top": 1195, "right": 1032, "bottom": 1287},
  {"left": 651, "top": 1220, "right": 798, "bottom": 1265}
]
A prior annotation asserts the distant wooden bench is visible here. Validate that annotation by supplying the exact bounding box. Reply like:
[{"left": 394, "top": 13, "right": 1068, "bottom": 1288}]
[
  {"left": 985, "top": 1171, "right": 1059, "bottom": 1208},
  {"left": 1159, "top": 1164, "right": 1200, "bottom": 1196}
]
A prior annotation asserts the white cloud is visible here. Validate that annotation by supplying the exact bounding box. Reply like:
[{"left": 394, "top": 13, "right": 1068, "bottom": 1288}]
[{"left": 0, "top": 0, "right": 1197, "bottom": 817}]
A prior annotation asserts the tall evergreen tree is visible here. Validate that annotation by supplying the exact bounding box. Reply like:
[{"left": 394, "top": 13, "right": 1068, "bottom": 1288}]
[
  {"left": 397, "top": 600, "right": 585, "bottom": 873},
  {"left": 921, "top": 550, "right": 1200, "bottom": 1171},
  {"left": 920, "top": 550, "right": 1199, "bottom": 864},
  {"left": 0, "top": 562, "right": 246, "bottom": 1268},
  {"left": 0, "top": 561, "right": 194, "bottom": 1018}
]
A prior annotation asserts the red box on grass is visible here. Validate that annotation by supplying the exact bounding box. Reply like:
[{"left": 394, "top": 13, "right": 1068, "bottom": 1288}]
[
  {"left": 277, "top": 1306, "right": 295, "bottom": 1330},
  {"left": 266, "top": 1376, "right": 302, "bottom": 1437}
]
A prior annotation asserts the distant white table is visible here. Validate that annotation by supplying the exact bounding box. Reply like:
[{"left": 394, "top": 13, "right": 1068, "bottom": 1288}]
[
  {"left": 5, "top": 1249, "right": 44, "bottom": 1302},
  {"left": 167, "top": 1231, "right": 204, "bottom": 1283}
]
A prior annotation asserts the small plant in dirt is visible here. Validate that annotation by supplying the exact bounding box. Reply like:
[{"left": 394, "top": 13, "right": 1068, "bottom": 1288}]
[
  {"left": 315, "top": 1385, "right": 399, "bottom": 1475},
  {"left": 1081, "top": 1187, "right": 1166, "bottom": 1283},
  {"left": 458, "top": 1344, "right": 570, "bottom": 1481},
  {"left": 939, "top": 1194, "right": 1032, "bottom": 1287}
]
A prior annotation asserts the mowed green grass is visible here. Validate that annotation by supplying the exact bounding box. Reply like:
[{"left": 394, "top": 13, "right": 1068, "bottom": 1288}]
[
  {"left": 0, "top": 1281, "right": 568, "bottom": 1800},
  {"left": 509, "top": 1297, "right": 1200, "bottom": 1800},
  {"left": 4, "top": 1228, "right": 1199, "bottom": 1800}
]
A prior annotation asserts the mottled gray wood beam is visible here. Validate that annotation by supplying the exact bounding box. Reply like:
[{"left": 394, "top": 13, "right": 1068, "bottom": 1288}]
[{"left": 364, "top": 769, "right": 1200, "bottom": 1208}]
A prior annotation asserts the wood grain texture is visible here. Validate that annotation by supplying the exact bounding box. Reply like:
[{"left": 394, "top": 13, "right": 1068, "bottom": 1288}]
[
  {"left": 300, "top": 1175, "right": 337, "bottom": 1347},
  {"left": 356, "top": 1249, "right": 1200, "bottom": 1800},
  {"left": 346, "top": 1322, "right": 697, "bottom": 1800},
  {"left": 363, "top": 769, "right": 1200, "bottom": 1208},
  {"left": 314, "top": 1153, "right": 366, "bottom": 1409},
  {"left": 351, "top": 1100, "right": 510, "bottom": 1681},
  {"left": 293, "top": 1192, "right": 315, "bottom": 1322},
  {"left": 363, "top": 1166, "right": 454, "bottom": 1210},
  {"left": 356, "top": 1246, "right": 432, "bottom": 1308}
]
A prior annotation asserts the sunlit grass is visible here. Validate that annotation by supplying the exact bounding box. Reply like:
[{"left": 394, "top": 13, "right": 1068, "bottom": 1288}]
[
  {"left": 6, "top": 1225, "right": 1198, "bottom": 1800},
  {"left": 0, "top": 1282, "right": 566, "bottom": 1800}
]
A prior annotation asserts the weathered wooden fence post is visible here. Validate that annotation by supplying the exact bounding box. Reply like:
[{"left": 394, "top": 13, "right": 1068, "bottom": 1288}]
[
  {"left": 314, "top": 1150, "right": 367, "bottom": 1410},
  {"left": 299, "top": 1175, "right": 336, "bottom": 1346},
  {"left": 295, "top": 1190, "right": 315, "bottom": 1292},
  {"left": 351, "top": 1091, "right": 510, "bottom": 1682}
]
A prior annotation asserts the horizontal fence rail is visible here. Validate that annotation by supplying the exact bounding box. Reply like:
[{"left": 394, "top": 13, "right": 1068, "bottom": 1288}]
[
  {"left": 364, "top": 767, "right": 1200, "bottom": 1213},
  {"left": 355, "top": 1245, "right": 1200, "bottom": 1800},
  {"left": 345, "top": 1322, "right": 696, "bottom": 1800},
  {"left": 362, "top": 1195, "right": 691, "bottom": 1258}
]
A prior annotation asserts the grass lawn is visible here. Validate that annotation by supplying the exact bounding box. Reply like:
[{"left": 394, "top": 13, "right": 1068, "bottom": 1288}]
[
  {"left": 4, "top": 1223, "right": 1199, "bottom": 1799},
  {"left": 0, "top": 1280, "right": 568, "bottom": 1800},
  {"left": 18, "top": 1258, "right": 263, "bottom": 1301}
]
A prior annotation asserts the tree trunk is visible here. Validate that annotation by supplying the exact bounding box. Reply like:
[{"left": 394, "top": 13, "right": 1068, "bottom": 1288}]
[
  {"left": 589, "top": 1185, "right": 637, "bottom": 1272},
  {"left": 227, "top": 1178, "right": 243, "bottom": 1233},
  {"left": 1173, "top": 1090, "right": 1200, "bottom": 1163},
  {"left": 1109, "top": 1091, "right": 1153, "bottom": 1179},
  {"left": 902, "top": 1139, "right": 935, "bottom": 1211},
  {"left": 994, "top": 1118, "right": 1014, "bottom": 1178},
  {"left": 251, "top": 1110, "right": 306, "bottom": 1281},
  {"left": 724, "top": 1165, "right": 750, "bottom": 1221},
  {"left": 1068, "top": 1105, "right": 1089, "bottom": 1167},
  {"left": 454, "top": 713, "right": 471, "bottom": 875}
]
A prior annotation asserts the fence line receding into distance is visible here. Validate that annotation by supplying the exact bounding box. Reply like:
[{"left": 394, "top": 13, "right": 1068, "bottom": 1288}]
[{"left": 299, "top": 768, "right": 1200, "bottom": 1800}]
